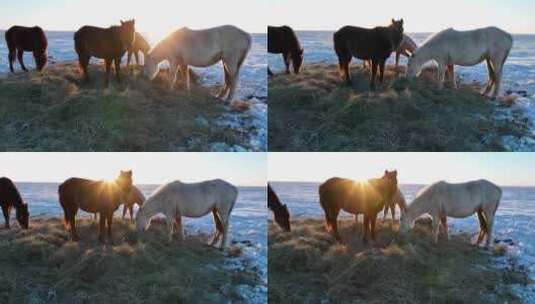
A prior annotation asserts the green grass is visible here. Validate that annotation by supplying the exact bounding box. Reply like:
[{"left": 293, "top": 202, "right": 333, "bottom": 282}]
[
  {"left": 0, "top": 217, "right": 261, "bottom": 303},
  {"left": 268, "top": 63, "right": 530, "bottom": 151},
  {"left": 0, "top": 62, "right": 249, "bottom": 151},
  {"left": 268, "top": 218, "right": 531, "bottom": 304}
]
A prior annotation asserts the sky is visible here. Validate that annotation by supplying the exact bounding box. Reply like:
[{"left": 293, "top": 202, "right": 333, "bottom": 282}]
[
  {"left": 270, "top": 0, "right": 535, "bottom": 34},
  {"left": 0, "top": 0, "right": 268, "bottom": 38},
  {"left": 0, "top": 153, "right": 267, "bottom": 186},
  {"left": 269, "top": 153, "right": 535, "bottom": 187}
]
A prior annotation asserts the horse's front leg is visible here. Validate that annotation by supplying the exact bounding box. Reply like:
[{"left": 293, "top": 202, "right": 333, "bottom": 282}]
[
  {"left": 370, "top": 61, "right": 378, "bottom": 91},
  {"left": 181, "top": 64, "right": 190, "bottom": 91},
  {"left": 379, "top": 59, "right": 386, "bottom": 84},
  {"left": 107, "top": 212, "right": 114, "bottom": 241},
  {"left": 98, "top": 212, "right": 106, "bottom": 242},
  {"left": 283, "top": 52, "right": 291, "bottom": 74},
  {"left": 395, "top": 51, "right": 401, "bottom": 68},
  {"left": 174, "top": 215, "right": 184, "bottom": 241},
  {"left": 440, "top": 216, "right": 449, "bottom": 240},
  {"left": 431, "top": 216, "right": 440, "bottom": 244},
  {"left": 447, "top": 65, "right": 457, "bottom": 89},
  {"left": 436, "top": 63, "right": 446, "bottom": 90},
  {"left": 370, "top": 214, "right": 377, "bottom": 242},
  {"left": 1, "top": 204, "right": 10, "bottom": 229},
  {"left": 114, "top": 57, "right": 122, "bottom": 83},
  {"left": 104, "top": 59, "right": 112, "bottom": 87},
  {"left": 17, "top": 49, "right": 27, "bottom": 71},
  {"left": 363, "top": 215, "right": 370, "bottom": 243}
]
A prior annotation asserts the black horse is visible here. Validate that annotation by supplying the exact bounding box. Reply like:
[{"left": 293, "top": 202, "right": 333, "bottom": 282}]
[
  {"left": 268, "top": 183, "right": 290, "bottom": 232},
  {"left": 333, "top": 19, "right": 404, "bottom": 90},
  {"left": 5, "top": 26, "right": 48, "bottom": 73},
  {"left": 0, "top": 177, "right": 29, "bottom": 229},
  {"left": 268, "top": 25, "right": 303, "bottom": 76}
]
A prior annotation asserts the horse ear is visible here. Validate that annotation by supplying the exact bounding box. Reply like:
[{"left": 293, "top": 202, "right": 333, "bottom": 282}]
[{"left": 391, "top": 18, "right": 395, "bottom": 24}]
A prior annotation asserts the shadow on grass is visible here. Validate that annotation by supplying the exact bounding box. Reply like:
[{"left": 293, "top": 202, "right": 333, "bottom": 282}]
[
  {"left": 268, "top": 218, "right": 530, "bottom": 304},
  {"left": 0, "top": 62, "right": 249, "bottom": 151},
  {"left": 268, "top": 63, "right": 530, "bottom": 151},
  {"left": 0, "top": 217, "right": 260, "bottom": 303}
]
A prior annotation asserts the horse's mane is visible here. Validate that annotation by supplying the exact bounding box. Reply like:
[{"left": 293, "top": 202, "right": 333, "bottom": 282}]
[
  {"left": 0, "top": 178, "right": 24, "bottom": 207},
  {"left": 407, "top": 181, "right": 444, "bottom": 215}
]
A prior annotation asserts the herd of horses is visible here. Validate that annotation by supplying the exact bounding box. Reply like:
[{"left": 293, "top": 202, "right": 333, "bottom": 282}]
[
  {"left": 4, "top": 22, "right": 251, "bottom": 102},
  {"left": 0, "top": 174, "right": 238, "bottom": 249},
  {"left": 268, "top": 21, "right": 513, "bottom": 99},
  {"left": 269, "top": 172, "right": 501, "bottom": 248}
]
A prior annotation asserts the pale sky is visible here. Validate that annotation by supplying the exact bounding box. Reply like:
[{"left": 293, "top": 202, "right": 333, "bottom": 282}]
[
  {"left": 0, "top": 0, "right": 268, "bottom": 39},
  {"left": 270, "top": 0, "right": 535, "bottom": 34},
  {"left": 269, "top": 153, "right": 535, "bottom": 187},
  {"left": 0, "top": 153, "right": 266, "bottom": 186}
]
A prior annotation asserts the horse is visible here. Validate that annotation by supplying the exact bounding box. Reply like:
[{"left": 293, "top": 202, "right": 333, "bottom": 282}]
[
  {"left": 58, "top": 170, "right": 133, "bottom": 242},
  {"left": 400, "top": 180, "right": 501, "bottom": 247},
  {"left": 127, "top": 32, "right": 150, "bottom": 67},
  {"left": 5, "top": 26, "right": 48, "bottom": 73},
  {"left": 319, "top": 170, "right": 398, "bottom": 242},
  {"left": 333, "top": 19, "right": 404, "bottom": 90},
  {"left": 407, "top": 27, "right": 512, "bottom": 99},
  {"left": 383, "top": 187, "right": 407, "bottom": 221},
  {"left": 268, "top": 25, "right": 304, "bottom": 75},
  {"left": 122, "top": 185, "right": 145, "bottom": 221},
  {"left": 135, "top": 179, "right": 238, "bottom": 249},
  {"left": 363, "top": 33, "right": 417, "bottom": 69},
  {"left": 268, "top": 183, "right": 290, "bottom": 232},
  {"left": 143, "top": 25, "right": 251, "bottom": 102},
  {"left": 74, "top": 20, "right": 136, "bottom": 85},
  {"left": 0, "top": 177, "right": 29, "bottom": 229}
]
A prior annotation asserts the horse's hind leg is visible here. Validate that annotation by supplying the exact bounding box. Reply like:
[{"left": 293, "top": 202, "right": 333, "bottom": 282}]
[
  {"left": 447, "top": 65, "right": 457, "bottom": 89},
  {"left": 482, "top": 59, "right": 495, "bottom": 97},
  {"left": 135, "top": 52, "right": 140, "bottom": 66},
  {"left": 370, "top": 61, "right": 378, "bottom": 91},
  {"left": 104, "top": 59, "right": 112, "bottom": 87},
  {"left": 217, "top": 64, "right": 231, "bottom": 100},
  {"left": 17, "top": 49, "right": 27, "bottom": 72},
  {"left": 78, "top": 54, "right": 90, "bottom": 82},
  {"left": 483, "top": 205, "right": 497, "bottom": 248},
  {"left": 210, "top": 209, "right": 223, "bottom": 246},
  {"left": 107, "top": 212, "right": 114, "bottom": 242},
  {"left": 225, "top": 62, "right": 241, "bottom": 102},
  {"left": 378, "top": 59, "right": 386, "bottom": 84},
  {"left": 114, "top": 57, "right": 122, "bottom": 83},
  {"left": 283, "top": 52, "right": 291, "bottom": 74},
  {"left": 476, "top": 209, "right": 488, "bottom": 246},
  {"left": 129, "top": 206, "right": 134, "bottom": 222},
  {"left": 440, "top": 216, "right": 449, "bottom": 240},
  {"left": 8, "top": 49, "right": 15, "bottom": 73},
  {"left": 98, "top": 212, "right": 106, "bottom": 242},
  {"left": 390, "top": 205, "right": 396, "bottom": 221},
  {"left": 490, "top": 57, "right": 505, "bottom": 100}
]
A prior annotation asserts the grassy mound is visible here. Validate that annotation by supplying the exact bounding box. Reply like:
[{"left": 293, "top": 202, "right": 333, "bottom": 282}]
[
  {"left": 0, "top": 62, "right": 251, "bottom": 151},
  {"left": 0, "top": 217, "right": 261, "bottom": 303},
  {"left": 268, "top": 63, "right": 530, "bottom": 151},
  {"left": 268, "top": 218, "right": 530, "bottom": 304}
]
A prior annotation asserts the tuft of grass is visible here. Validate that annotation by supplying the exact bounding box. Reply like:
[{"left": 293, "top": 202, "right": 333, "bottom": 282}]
[
  {"left": 268, "top": 63, "right": 531, "bottom": 151},
  {"left": 0, "top": 217, "right": 261, "bottom": 304},
  {"left": 268, "top": 218, "right": 530, "bottom": 304},
  {"left": 0, "top": 62, "right": 252, "bottom": 151}
]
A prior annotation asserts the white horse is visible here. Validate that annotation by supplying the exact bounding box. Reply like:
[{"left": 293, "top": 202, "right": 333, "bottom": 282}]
[
  {"left": 407, "top": 27, "right": 512, "bottom": 99},
  {"left": 144, "top": 25, "right": 252, "bottom": 102},
  {"left": 400, "top": 180, "right": 501, "bottom": 247},
  {"left": 135, "top": 179, "right": 238, "bottom": 249}
]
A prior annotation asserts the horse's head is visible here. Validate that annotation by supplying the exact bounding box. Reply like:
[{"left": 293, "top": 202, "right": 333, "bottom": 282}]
[
  {"left": 16, "top": 203, "right": 29, "bottom": 229},
  {"left": 35, "top": 51, "right": 48, "bottom": 72},
  {"left": 135, "top": 205, "right": 151, "bottom": 232},
  {"left": 275, "top": 204, "right": 291, "bottom": 232},
  {"left": 143, "top": 54, "right": 160, "bottom": 80},
  {"left": 116, "top": 170, "right": 133, "bottom": 200},
  {"left": 381, "top": 170, "right": 398, "bottom": 193},
  {"left": 119, "top": 19, "right": 136, "bottom": 49},
  {"left": 390, "top": 18, "right": 404, "bottom": 35},
  {"left": 292, "top": 48, "right": 304, "bottom": 74}
]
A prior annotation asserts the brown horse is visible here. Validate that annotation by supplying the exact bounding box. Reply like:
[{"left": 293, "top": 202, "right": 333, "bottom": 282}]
[
  {"left": 382, "top": 187, "right": 407, "bottom": 221},
  {"left": 319, "top": 170, "right": 398, "bottom": 242},
  {"left": 58, "top": 170, "right": 133, "bottom": 242},
  {"left": 127, "top": 32, "right": 150, "bottom": 67},
  {"left": 5, "top": 26, "right": 48, "bottom": 73},
  {"left": 333, "top": 19, "right": 404, "bottom": 90},
  {"left": 122, "top": 185, "right": 145, "bottom": 221},
  {"left": 268, "top": 183, "right": 291, "bottom": 232},
  {"left": 268, "top": 25, "right": 304, "bottom": 76},
  {"left": 0, "top": 177, "right": 29, "bottom": 229},
  {"left": 74, "top": 20, "right": 135, "bottom": 85}
]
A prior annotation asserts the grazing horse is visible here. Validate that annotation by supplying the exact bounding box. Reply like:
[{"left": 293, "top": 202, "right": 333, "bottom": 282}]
[
  {"left": 319, "top": 170, "right": 398, "bottom": 242},
  {"left": 135, "top": 179, "right": 238, "bottom": 249},
  {"left": 364, "top": 33, "right": 417, "bottom": 69},
  {"left": 268, "top": 183, "right": 290, "bottom": 232},
  {"left": 268, "top": 25, "right": 304, "bottom": 76},
  {"left": 407, "top": 27, "right": 512, "bottom": 99},
  {"left": 127, "top": 32, "right": 150, "bottom": 67},
  {"left": 334, "top": 19, "right": 404, "bottom": 90},
  {"left": 58, "top": 170, "right": 133, "bottom": 242},
  {"left": 5, "top": 26, "right": 48, "bottom": 73},
  {"left": 74, "top": 20, "right": 136, "bottom": 85},
  {"left": 144, "top": 25, "right": 251, "bottom": 102},
  {"left": 400, "top": 180, "right": 501, "bottom": 247},
  {"left": 0, "top": 177, "right": 29, "bottom": 229},
  {"left": 122, "top": 185, "right": 145, "bottom": 221},
  {"left": 383, "top": 187, "right": 407, "bottom": 221}
]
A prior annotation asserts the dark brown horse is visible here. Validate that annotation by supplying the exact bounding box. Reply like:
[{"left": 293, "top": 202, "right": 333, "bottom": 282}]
[
  {"left": 319, "top": 170, "right": 397, "bottom": 243},
  {"left": 333, "top": 19, "right": 404, "bottom": 90},
  {"left": 268, "top": 183, "right": 290, "bottom": 232},
  {"left": 0, "top": 177, "right": 29, "bottom": 229},
  {"left": 74, "top": 20, "right": 135, "bottom": 85},
  {"left": 268, "top": 25, "right": 304, "bottom": 76},
  {"left": 127, "top": 32, "right": 150, "bottom": 67},
  {"left": 5, "top": 26, "right": 48, "bottom": 73},
  {"left": 58, "top": 170, "right": 133, "bottom": 242},
  {"left": 122, "top": 185, "right": 145, "bottom": 221}
]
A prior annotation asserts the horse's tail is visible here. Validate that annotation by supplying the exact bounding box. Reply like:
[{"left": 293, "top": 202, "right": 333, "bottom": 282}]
[
  {"left": 333, "top": 29, "right": 350, "bottom": 75},
  {"left": 58, "top": 182, "right": 70, "bottom": 230}
]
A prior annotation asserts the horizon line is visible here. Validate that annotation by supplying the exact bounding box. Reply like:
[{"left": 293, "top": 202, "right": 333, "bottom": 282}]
[{"left": 269, "top": 180, "right": 535, "bottom": 188}]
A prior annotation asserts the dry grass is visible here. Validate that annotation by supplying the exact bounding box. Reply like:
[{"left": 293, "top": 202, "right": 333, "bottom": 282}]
[
  {"left": 0, "top": 62, "right": 253, "bottom": 151},
  {"left": 268, "top": 218, "right": 531, "bottom": 304},
  {"left": 268, "top": 63, "right": 530, "bottom": 151},
  {"left": 0, "top": 217, "right": 261, "bottom": 303}
]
